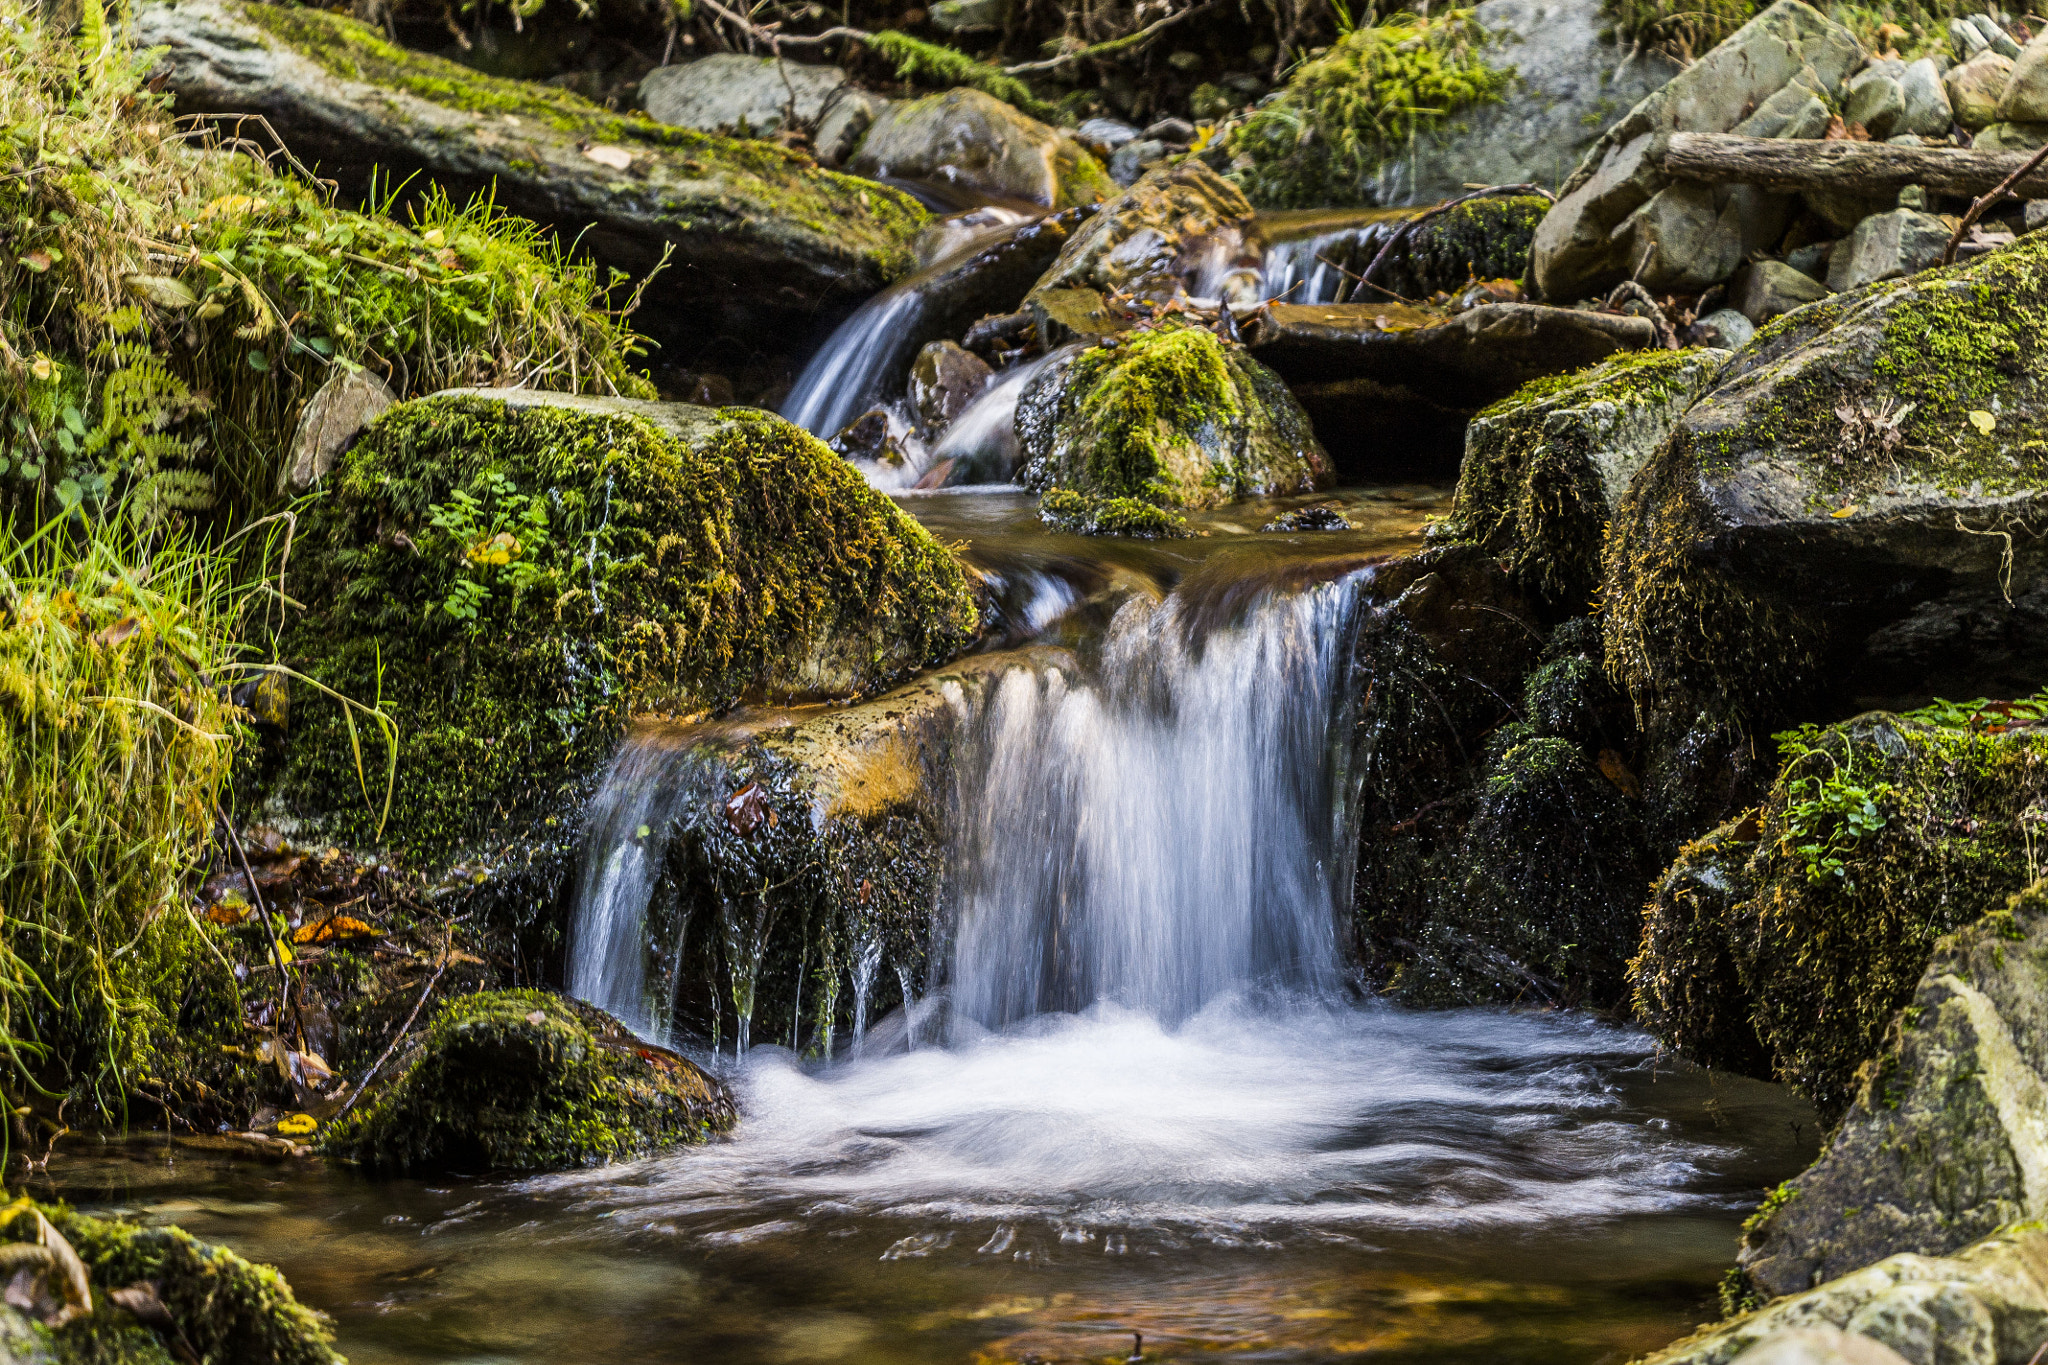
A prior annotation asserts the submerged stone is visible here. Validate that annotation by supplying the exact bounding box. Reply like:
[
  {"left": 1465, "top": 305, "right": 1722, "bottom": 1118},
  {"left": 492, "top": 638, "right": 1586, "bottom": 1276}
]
[
  {"left": 322, "top": 991, "right": 733, "bottom": 1173},
  {"left": 273, "top": 389, "right": 982, "bottom": 877}
]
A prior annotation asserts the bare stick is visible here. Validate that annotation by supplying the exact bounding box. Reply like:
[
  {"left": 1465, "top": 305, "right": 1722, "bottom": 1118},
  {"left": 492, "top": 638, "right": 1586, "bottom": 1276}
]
[
  {"left": 331, "top": 928, "right": 454, "bottom": 1121},
  {"left": 1004, "top": 1, "right": 1218, "bottom": 74},
  {"left": 1605, "top": 280, "right": 1678, "bottom": 350},
  {"left": 1944, "top": 139, "right": 2048, "bottom": 265}
]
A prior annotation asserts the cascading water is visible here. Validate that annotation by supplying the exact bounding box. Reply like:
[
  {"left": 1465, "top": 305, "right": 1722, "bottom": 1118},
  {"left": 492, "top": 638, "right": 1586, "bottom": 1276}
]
[
  {"left": 1255, "top": 212, "right": 1412, "bottom": 304},
  {"left": 947, "top": 574, "right": 1362, "bottom": 1030}
]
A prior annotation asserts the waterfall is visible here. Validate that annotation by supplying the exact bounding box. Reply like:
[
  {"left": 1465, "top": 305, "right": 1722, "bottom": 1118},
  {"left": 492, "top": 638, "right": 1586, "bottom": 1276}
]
[
  {"left": 1256, "top": 213, "right": 1411, "bottom": 305},
  {"left": 565, "top": 729, "right": 722, "bottom": 1041},
  {"left": 947, "top": 571, "right": 1367, "bottom": 1031}
]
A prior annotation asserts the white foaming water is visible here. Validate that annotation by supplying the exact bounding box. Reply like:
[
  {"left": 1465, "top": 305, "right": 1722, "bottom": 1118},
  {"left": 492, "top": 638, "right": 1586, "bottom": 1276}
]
[
  {"left": 922, "top": 344, "right": 1077, "bottom": 486},
  {"left": 1258, "top": 218, "right": 1406, "bottom": 304},
  {"left": 541, "top": 996, "right": 1724, "bottom": 1236},
  {"left": 949, "top": 575, "right": 1362, "bottom": 1029}
]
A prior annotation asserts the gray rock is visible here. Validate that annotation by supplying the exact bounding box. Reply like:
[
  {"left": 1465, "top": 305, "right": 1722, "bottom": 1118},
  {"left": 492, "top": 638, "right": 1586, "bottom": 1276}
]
[
  {"left": 1845, "top": 65, "right": 1906, "bottom": 138},
  {"left": 1735, "top": 69, "right": 1837, "bottom": 138},
  {"left": 132, "top": 0, "right": 925, "bottom": 345},
  {"left": 1532, "top": 0, "right": 1861, "bottom": 301},
  {"left": 1999, "top": 31, "right": 2048, "bottom": 123},
  {"left": 929, "top": 0, "right": 1007, "bottom": 32},
  {"left": 1690, "top": 306, "right": 1755, "bottom": 348},
  {"left": 1143, "top": 117, "right": 1196, "bottom": 143},
  {"left": 849, "top": 88, "right": 1114, "bottom": 208},
  {"left": 1950, "top": 16, "right": 1990, "bottom": 57},
  {"left": 1737, "top": 1328, "right": 1917, "bottom": 1365},
  {"left": 1785, "top": 241, "right": 1833, "bottom": 278},
  {"left": 283, "top": 367, "right": 393, "bottom": 492},
  {"left": 1826, "top": 208, "right": 1950, "bottom": 290},
  {"left": 640, "top": 54, "right": 846, "bottom": 138},
  {"left": 1440, "top": 346, "right": 1727, "bottom": 610},
  {"left": 907, "top": 340, "right": 993, "bottom": 429},
  {"left": 1356, "top": 0, "right": 1679, "bottom": 207},
  {"left": 1618, "top": 181, "right": 1748, "bottom": 292},
  {"left": 1639, "top": 1227, "right": 2048, "bottom": 1365},
  {"left": 1972, "top": 13, "right": 2024, "bottom": 59},
  {"left": 1896, "top": 58, "right": 1954, "bottom": 136},
  {"left": 1740, "top": 881, "right": 2048, "bottom": 1301},
  {"left": 1947, "top": 51, "right": 2014, "bottom": 130},
  {"left": 1076, "top": 117, "right": 1141, "bottom": 153},
  {"left": 2027, "top": 199, "right": 2048, "bottom": 231},
  {"left": 1977, "top": 121, "right": 2048, "bottom": 150},
  {"left": 1109, "top": 138, "right": 1169, "bottom": 186},
  {"left": 1735, "top": 259, "right": 1830, "bottom": 323}
]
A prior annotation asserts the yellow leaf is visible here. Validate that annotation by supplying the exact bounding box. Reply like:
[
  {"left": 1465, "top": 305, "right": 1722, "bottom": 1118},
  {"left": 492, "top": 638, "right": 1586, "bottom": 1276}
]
[
  {"left": 275, "top": 1113, "right": 317, "bottom": 1136},
  {"left": 1968, "top": 410, "right": 1996, "bottom": 435},
  {"left": 1832, "top": 504, "right": 1857, "bottom": 518},
  {"left": 272, "top": 936, "right": 294, "bottom": 967}
]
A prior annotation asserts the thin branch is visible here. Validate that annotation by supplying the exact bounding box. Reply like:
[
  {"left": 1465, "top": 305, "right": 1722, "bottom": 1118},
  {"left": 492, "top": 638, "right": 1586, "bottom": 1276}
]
[
  {"left": 1358, "top": 182, "right": 1556, "bottom": 290},
  {"left": 1605, "top": 279, "right": 1678, "bottom": 350},
  {"left": 1003, "top": 0, "right": 1218, "bottom": 74},
  {"left": 1943, "top": 138, "right": 2048, "bottom": 265},
  {"left": 331, "top": 926, "right": 454, "bottom": 1121}
]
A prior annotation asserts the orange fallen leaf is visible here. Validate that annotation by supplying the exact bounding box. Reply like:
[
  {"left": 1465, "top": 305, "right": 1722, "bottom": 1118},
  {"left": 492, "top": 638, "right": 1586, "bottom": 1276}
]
[{"left": 292, "top": 915, "right": 379, "bottom": 944}]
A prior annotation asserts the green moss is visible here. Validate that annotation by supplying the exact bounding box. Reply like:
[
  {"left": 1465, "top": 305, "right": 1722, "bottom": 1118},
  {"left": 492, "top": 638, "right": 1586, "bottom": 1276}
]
[
  {"left": 1630, "top": 710, "right": 2048, "bottom": 1119},
  {"left": 238, "top": 3, "right": 925, "bottom": 259},
  {"left": 1038, "top": 487, "right": 1192, "bottom": 537},
  {"left": 40, "top": 1205, "right": 339, "bottom": 1365},
  {"left": 1400, "top": 195, "right": 1550, "bottom": 292},
  {"left": 862, "top": 31, "right": 1050, "bottom": 116},
  {"left": 1227, "top": 11, "right": 1514, "bottom": 210},
  {"left": 274, "top": 395, "right": 982, "bottom": 863},
  {"left": 1063, "top": 323, "right": 1241, "bottom": 503},
  {"left": 322, "top": 989, "right": 733, "bottom": 1173}
]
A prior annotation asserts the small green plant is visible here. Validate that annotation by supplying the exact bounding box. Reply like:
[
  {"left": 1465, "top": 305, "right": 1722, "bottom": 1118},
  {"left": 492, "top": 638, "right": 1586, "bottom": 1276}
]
[
  {"left": 1772, "top": 723, "right": 1896, "bottom": 887},
  {"left": 424, "top": 471, "right": 556, "bottom": 626}
]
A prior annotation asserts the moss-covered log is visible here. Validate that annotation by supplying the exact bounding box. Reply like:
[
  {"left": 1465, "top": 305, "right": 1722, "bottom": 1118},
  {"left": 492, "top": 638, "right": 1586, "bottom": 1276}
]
[
  {"left": 321, "top": 990, "right": 733, "bottom": 1173},
  {"left": 273, "top": 390, "right": 982, "bottom": 884},
  {"left": 135, "top": 0, "right": 928, "bottom": 346}
]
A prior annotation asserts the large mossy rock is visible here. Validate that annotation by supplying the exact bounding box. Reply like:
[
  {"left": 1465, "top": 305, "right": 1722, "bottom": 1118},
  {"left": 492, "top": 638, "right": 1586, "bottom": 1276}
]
[
  {"left": 275, "top": 389, "right": 982, "bottom": 870},
  {"left": 322, "top": 990, "right": 734, "bottom": 1174},
  {"left": 1738, "top": 880, "right": 2048, "bottom": 1302},
  {"left": 1015, "top": 320, "right": 1330, "bottom": 534},
  {"left": 1435, "top": 347, "right": 1729, "bottom": 616},
  {"left": 1531, "top": 0, "right": 1861, "bottom": 302},
  {"left": 134, "top": 0, "right": 927, "bottom": 346},
  {"left": 1631, "top": 712, "right": 2048, "bottom": 1119},
  {"left": 33, "top": 1205, "right": 340, "bottom": 1365},
  {"left": 1642, "top": 1223, "right": 2048, "bottom": 1365},
  {"left": 1230, "top": 0, "right": 1677, "bottom": 209},
  {"left": 847, "top": 88, "right": 1112, "bottom": 209},
  {"left": 1604, "top": 237, "right": 2048, "bottom": 839}
]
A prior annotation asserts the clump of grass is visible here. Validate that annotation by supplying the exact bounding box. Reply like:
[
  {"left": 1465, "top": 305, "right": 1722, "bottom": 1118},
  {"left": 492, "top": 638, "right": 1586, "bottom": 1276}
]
[
  {"left": 1227, "top": 11, "right": 1513, "bottom": 210},
  {"left": 0, "top": 503, "right": 254, "bottom": 1120},
  {"left": 0, "top": 0, "right": 654, "bottom": 520}
]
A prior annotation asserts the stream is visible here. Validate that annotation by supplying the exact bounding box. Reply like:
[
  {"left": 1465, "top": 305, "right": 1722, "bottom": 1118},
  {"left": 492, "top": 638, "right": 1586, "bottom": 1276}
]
[{"left": 33, "top": 487, "right": 1818, "bottom": 1365}]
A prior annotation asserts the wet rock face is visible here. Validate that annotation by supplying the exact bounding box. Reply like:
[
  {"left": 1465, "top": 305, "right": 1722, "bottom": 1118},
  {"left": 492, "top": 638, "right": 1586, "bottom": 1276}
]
[
  {"left": 134, "top": 0, "right": 927, "bottom": 349},
  {"left": 1739, "top": 880, "right": 2048, "bottom": 1301},
  {"left": 1015, "top": 320, "right": 1331, "bottom": 528},
  {"left": 908, "top": 340, "right": 994, "bottom": 429},
  {"left": 1532, "top": 0, "right": 1860, "bottom": 302},
  {"left": 273, "top": 389, "right": 982, "bottom": 870},
  {"left": 1025, "top": 161, "right": 1257, "bottom": 342},
  {"left": 638, "top": 54, "right": 886, "bottom": 165},
  {"left": 1631, "top": 714, "right": 2048, "bottom": 1120},
  {"left": 1603, "top": 235, "right": 2048, "bottom": 839},
  {"left": 848, "top": 88, "right": 1113, "bottom": 208},
  {"left": 321, "top": 991, "right": 734, "bottom": 1173},
  {"left": 1641, "top": 1224, "right": 2048, "bottom": 1365},
  {"left": 1436, "top": 347, "right": 1727, "bottom": 616}
]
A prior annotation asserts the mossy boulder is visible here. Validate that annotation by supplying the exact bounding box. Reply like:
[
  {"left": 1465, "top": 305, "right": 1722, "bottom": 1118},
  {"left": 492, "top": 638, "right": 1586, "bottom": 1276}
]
[
  {"left": 1738, "top": 879, "right": 2048, "bottom": 1301},
  {"left": 321, "top": 990, "right": 734, "bottom": 1173},
  {"left": 274, "top": 389, "right": 982, "bottom": 875},
  {"left": 22, "top": 1203, "right": 339, "bottom": 1365},
  {"left": 1641, "top": 1223, "right": 2048, "bottom": 1365},
  {"left": 135, "top": 0, "right": 928, "bottom": 347},
  {"left": 1353, "top": 602, "right": 1652, "bottom": 1008},
  {"left": 1016, "top": 320, "right": 1330, "bottom": 533},
  {"left": 847, "top": 88, "right": 1112, "bottom": 209},
  {"left": 1603, "top": 236, "right": 2048, "bottom": 839},
  {"left": 1435, "top": 347, "right": 1729, "bottom": 616},
  {"left": 1630, "top": 711, "right": 2048, "bottom": 1119}
]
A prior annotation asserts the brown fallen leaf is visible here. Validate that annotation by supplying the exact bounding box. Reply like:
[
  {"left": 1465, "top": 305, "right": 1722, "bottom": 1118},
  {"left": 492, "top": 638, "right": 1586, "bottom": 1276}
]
[{"left": 111, "top": 1281, "right": 175, "bottom": 1329}]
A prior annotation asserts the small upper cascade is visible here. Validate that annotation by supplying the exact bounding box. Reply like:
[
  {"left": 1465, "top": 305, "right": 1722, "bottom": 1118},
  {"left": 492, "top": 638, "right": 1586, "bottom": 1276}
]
[{"left": 1254, "top": 212, "right": 1412, "bottom": 305}]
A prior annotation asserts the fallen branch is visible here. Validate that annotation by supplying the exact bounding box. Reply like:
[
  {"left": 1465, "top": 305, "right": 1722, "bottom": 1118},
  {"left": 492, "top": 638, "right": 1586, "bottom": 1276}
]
[
  {"left": 1943, "top": 139, "right": 2048, "bottom": 265},
  {"left": 1605, "top": 280, "right": 1678, "bottom": 350},
  {"left": 330, "top": 927, "right": 454, "bottom": 1121},
  {"left": 1658, "top": 131, "right": 2048, "bottom": 199},
  {"left": 1358, "top": 182, "right": 1557, "bottom": 291}
]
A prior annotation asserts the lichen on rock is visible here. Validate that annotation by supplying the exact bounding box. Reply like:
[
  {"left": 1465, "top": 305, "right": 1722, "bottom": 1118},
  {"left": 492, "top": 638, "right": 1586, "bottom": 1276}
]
[{"left": 321, "top": 990, "right": 734, "bottom": 1173}]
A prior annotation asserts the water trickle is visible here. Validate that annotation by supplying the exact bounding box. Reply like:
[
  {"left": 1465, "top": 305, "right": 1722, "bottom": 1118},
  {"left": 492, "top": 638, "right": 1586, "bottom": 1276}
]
[
  {"left": 947, "top": 571, "right": 1367, "bottom": 1030},
  {"left": 850, "top": 930, "right": 883, "bottom": 1050},
  {"left": 1256, "top": 215, "right": 1409, "bottom": 305}
]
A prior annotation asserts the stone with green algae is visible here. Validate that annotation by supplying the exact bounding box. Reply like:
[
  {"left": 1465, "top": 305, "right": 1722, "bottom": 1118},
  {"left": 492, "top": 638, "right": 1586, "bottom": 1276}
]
[{"left": 320, "top": 991, "right": 735, "bottom": 1174}]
